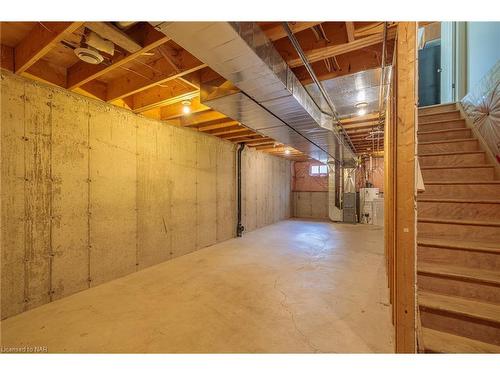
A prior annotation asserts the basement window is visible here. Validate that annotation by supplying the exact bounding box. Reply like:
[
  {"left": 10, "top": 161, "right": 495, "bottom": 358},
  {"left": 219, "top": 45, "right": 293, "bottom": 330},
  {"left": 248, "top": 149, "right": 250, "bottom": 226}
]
[{"left": 310, "top": 165, "right": 328, "bottom": 176}]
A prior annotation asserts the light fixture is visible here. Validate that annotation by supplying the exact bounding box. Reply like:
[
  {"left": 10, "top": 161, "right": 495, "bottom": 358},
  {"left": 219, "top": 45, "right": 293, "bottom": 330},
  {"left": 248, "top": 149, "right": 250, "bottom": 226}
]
[
  {"left": 285, "top": 149, "right": 291, "bottom": 155},
  {"left": 182, "top": 100, "right": 191, "bottom": 114},
  {"left": 355, "top": 102, "right": 368, "bottom": 116}
]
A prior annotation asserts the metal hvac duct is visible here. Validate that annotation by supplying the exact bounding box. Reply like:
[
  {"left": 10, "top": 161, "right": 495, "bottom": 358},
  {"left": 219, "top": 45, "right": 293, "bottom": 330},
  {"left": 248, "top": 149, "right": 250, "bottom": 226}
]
[{"left": 150, "top": 22, "right": 356, "bottom": 164}]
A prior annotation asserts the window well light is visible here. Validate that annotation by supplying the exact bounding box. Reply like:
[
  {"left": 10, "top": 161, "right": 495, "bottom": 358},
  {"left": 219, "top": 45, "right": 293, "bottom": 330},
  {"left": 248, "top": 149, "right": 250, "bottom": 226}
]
[{"left": 182, "top": 100, "right": 191, "bottom": 114}]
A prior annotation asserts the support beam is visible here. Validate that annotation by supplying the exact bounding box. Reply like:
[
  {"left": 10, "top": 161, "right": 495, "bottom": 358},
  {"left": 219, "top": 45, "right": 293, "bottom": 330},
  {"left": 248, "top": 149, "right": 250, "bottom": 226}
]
[
  {"left": 296, "top": 40, "right": 395, "bottom": 84},
  {"left": 221, "top": 131, "right": 260, "bottom": 140},
  {"left": 67, "top": 23, "right": 170, "bottom": 90},
  {"left": 198, "top": 121, "right": 240, "bottom": 132},
  {"left": 345, "top": 22, "right": 355, "bottom": 42},
  {"left": 243, "top": 139, "right": 275, "bottom": 146},
  {"left": 130, "top": 82, "right": 197, "bottom": 113},
  {"left": 167, "top": 110, "right": 227, "bottom": 127},
  {"left": 355, "top": 22, "right": 396, "bottom": 39},
  {"left": 208, "top": 127, "right": 249, "bottom": 137},
  {"left": 341, "top": 112, "right": 381, "bottom": 125},
  {"left": 288, "top": 27, "right": 397, "bottom": 68},
  {"left": 15, "top": 22, "right": 83, "bottom": 74},
  {"left": 343, "top": 121, "right": 381, "bottom": 131},
  {"left": 262, "top": 22, "right": 321, "bottom": 41},
  {"left": 105, "top": 49, "right": 206, "bottom": 101},
  {"left": 393, "top": 22, "right": 417, "bottom": 354}
]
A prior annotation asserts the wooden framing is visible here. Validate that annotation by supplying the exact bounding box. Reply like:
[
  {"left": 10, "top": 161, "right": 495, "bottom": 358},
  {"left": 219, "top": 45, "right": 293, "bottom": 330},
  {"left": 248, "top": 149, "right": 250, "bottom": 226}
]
[
  {"left": 384, "top": 22, "right": 418, "bottom": 353},
  {"left": 0, "top": 21, "right": 397, "bottom": 162},
  {"left": 287, "top": 27, "right": 397, "bottom": 68},
  {"left": 67, "top": 23, "right": 170, "bottom": 89},
  {"left": 262, "top": 22, "right": 322, "bottom": 41},
  {"left": 345, "top": 22, "right": 355, "bottom": 42},
  {"left": 14, "top": 22, "right": 83, "bottom": 74}
]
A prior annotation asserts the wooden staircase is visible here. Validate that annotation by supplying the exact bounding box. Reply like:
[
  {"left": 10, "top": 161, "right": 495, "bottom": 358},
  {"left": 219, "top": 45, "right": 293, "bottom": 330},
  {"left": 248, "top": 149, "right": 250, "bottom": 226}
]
[{"left": 417, "top": 103, "right": 500, "bottom": 353}]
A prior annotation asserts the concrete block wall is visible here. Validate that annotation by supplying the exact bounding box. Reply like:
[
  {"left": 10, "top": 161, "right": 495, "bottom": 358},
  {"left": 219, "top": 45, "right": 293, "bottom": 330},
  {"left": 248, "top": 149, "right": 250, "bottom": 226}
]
[{"left": 0, "top": 71, "right": 291, "bottom": 319}]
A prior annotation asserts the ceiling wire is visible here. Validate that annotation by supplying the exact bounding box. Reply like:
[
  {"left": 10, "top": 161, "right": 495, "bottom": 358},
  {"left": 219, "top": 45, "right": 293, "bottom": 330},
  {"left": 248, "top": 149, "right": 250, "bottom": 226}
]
[{"left": 38, "top": 22, "right": 54, "bottom": 33}]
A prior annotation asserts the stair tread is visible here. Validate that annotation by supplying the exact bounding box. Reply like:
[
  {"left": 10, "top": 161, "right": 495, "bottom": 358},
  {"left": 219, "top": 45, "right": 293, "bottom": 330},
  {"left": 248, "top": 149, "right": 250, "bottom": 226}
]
[
  {"left": 423, "top": 180, "right": 500, "bottom": 185},
  {"left": 418, "top": 150, "right": 485, "bottom": 157},
  {"left": 419, "top": 120, "right": 465, "bottom": 127},
  {"left": 419, "top": 290, "right": 500, "bottom": 324},
  {"left": 419, "top": 102, "right": 457, "bottom": 110},
  {"left": 418, "top": 198, "right": 500, "bottom": 203},
  {"left": 422, "top": 327, "right": 500, "bottom": 353},
  {"left": 419, "top": 109, "right": 461, "bottom": 117},
  {"left": 419, "top": 118, "right": 464, "bottom": 123},
  {"left": 417, "top": 236, "right": 500, "bottom": 253},
  {"left": 420, "top": 164, "right": 493, "bottom": 170},
  {"left": 418, "top": 128, "right": 469, "bottom": 135},
  {"left": 418, "top": 217, "right": 500, "bottom": 227},
  {"left": 419, "top": 138, "right": 476, "bottom": 145},
  {"left": 418, "top": 262, "right": 500, "bottom": 286}
]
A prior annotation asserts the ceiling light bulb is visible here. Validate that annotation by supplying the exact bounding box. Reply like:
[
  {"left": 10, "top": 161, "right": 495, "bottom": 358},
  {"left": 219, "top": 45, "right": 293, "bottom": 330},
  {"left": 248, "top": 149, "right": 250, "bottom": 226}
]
[
  {"left": 182, "top": 100, "right": 191, "bottom": 115},
  {"left": 358, "top": 108, "right": 366, "bottom": 116},
  {"left": 285, "top": 149, "right": 291, "bottom": 155}
]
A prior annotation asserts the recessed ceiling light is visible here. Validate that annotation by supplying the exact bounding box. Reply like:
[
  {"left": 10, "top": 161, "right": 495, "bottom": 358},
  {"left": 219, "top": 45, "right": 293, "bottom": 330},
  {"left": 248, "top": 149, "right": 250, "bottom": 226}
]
[
  {"left": 355, "top": 102, "right": 368, "bottom": 116},
  {"left": 355, "top": 102, "right": 368, "bottom": 109}
]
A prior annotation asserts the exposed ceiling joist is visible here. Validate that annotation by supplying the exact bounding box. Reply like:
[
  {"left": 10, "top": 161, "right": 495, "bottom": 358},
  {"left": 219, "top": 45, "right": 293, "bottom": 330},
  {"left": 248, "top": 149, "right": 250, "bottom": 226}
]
[
  {"left": 244, "top": 139, "right": 274, "bottom": 146},
  {"left": 343, "top": 122, "right": 381, "bottom": 131},
  {"left": 354, "top": 22, "right": 396, "bottom": 39},
  {"left": 169, "top": 110, "right": 227, "bottom": 127},
  {"left": 130, "top": 83, "right": 197, "bottom": 113},
  {"left": 67, "top": 23, "right": 170, "bottom": 90},
  {"left": 208, "top": 127, "right": 248, "bottom": 137},
  {"left": 345, "top": 22, "right": 355, "bottom": 42},
  {"left": 263, "top": 22, "right": 322, "bottom": 41},
  {"left": 15, "top": 22, "right": 83, "bottom": 74},
  {"left": 197, "top": 120, "right": 240, "bottom": 132},
  {"left": 104, "top": 51, "right": 206, "bottom": 101},
  {"left": 287, "top": 27, "right": 397, "bottom": 68},
  {"left": 221, "top": 131, "right": 260, "bottom": 140}
]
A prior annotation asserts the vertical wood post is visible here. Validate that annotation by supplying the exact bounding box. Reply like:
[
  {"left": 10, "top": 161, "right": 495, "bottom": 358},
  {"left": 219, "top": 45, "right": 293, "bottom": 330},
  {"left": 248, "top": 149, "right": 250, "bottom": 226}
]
[{"left": 394, "top": 21, "right": 417, "bottom": 353}]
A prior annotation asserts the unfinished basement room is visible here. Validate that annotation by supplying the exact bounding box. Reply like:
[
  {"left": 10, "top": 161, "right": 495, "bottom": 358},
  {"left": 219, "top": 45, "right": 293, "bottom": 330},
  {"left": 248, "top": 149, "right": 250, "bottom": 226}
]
[{"left": 1, "top": 3, "right": 500, "bottom": 367}]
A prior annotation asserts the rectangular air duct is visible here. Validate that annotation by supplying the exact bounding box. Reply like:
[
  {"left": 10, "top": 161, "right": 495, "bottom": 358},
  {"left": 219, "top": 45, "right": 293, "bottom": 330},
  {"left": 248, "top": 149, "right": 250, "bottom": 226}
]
[{"left": 150, "top": 22, "right": 356, "bottom": 164}]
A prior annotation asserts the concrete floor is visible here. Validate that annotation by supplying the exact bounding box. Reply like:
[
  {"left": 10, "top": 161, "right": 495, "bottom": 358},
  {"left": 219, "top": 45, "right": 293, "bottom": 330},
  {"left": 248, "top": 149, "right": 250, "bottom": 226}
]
[{"left": 0, "top": 219, "right": 394, "bottom": 353}]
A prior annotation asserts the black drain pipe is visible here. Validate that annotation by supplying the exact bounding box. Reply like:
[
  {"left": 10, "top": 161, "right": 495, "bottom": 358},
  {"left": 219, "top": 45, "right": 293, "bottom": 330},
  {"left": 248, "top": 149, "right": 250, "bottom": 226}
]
[{"left": 236, "top": 143, "right": 245, "bottom": 237}]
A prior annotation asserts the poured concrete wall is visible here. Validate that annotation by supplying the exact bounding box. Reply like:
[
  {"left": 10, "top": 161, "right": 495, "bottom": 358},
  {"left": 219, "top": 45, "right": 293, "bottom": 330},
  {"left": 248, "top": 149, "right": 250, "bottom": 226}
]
[
  {"left": 1, "top": 71, "right": 291, "bottom": 319},
  {"left": 292, "top": 192, "right": 329, "bottom": 219},
  {"left": 241, "top": 147, "right": 292, "bottom": 232}
]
